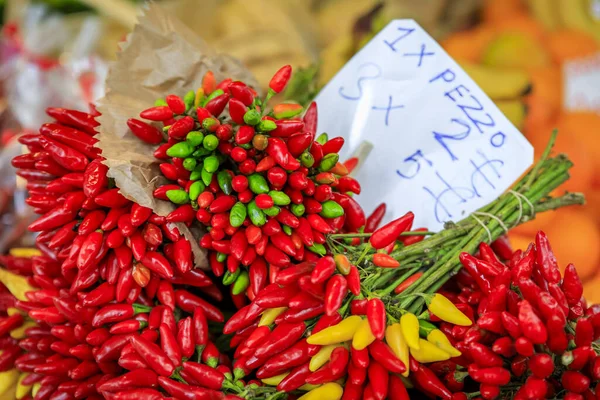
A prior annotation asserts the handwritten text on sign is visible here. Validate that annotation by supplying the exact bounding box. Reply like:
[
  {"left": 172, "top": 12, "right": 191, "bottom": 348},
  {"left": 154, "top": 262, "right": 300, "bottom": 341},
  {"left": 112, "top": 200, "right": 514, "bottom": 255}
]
[{"left": 314, "top": 20, "right": 533, "bottom": 231}]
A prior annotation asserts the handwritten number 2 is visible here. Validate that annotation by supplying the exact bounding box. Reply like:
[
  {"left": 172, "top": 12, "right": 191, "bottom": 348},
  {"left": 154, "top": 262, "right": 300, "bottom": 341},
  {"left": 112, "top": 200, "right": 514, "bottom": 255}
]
[
  {"left": 338, "top": 63, "right": 382, "bottom": 101},
  {"left": 433, "top": 119, "right": 471, "bottom": 161}
]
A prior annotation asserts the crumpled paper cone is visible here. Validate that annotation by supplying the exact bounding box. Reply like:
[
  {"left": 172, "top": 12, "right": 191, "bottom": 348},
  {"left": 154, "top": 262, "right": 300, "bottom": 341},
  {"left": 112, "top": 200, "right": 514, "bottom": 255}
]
[{"left": 96, "top": 2, "right": 258, "bottom": 269}]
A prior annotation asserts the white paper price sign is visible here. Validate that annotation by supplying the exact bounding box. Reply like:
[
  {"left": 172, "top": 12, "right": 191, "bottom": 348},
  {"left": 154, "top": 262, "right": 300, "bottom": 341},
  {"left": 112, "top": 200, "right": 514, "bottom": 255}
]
[
  {"left": 564, "top": 52, "right": 600, "bottom": 113},
  {"left": 314, "top": 20, "right": 534, "bottom": 231}
]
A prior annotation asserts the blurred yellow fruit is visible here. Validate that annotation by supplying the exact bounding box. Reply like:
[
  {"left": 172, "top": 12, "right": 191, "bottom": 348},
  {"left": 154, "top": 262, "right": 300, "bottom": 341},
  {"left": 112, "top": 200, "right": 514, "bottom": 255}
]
[
  {"left": 491, "top": 13, "right": 546, "bottom": 42},
  {"left": 482, "top": 32, "right": 551, "bottom": 68},
  {"left": 547, "top": 29, "right": 599, "bottom": 63},
  {"left": 442, "top": 27, "right": 496, "bottom": 63}
]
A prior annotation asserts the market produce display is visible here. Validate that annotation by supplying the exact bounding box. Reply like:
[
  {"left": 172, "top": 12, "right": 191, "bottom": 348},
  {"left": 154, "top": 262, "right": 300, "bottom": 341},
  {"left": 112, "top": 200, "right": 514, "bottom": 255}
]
[
  {"left": 0, "top": 54, "right": 597, "bottom": 399},
  {"left": 441, "top": 0, "right": 600, "bottom": 301}
]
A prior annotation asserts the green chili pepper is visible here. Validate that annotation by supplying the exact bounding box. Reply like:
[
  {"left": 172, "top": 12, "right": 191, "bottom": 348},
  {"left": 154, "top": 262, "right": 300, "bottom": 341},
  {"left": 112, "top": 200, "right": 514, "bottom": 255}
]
[
  {"left": 216, "top": 252, "right": 226, "bottom": 263},
  {"left": 203, "top": 135, "right": 219, "bottom": 151},
  {"left": 229, "top": 202, "right": 247, "bottom": 228},
  {"left": 290, "top": 203, "right": 305, "bottom": 217},
  {"left": 193, "top": 148, "right": 211, "bottom": 158},
  {"left": 239, "top": 143, "right": 253, "bottom": 150},
  {"left": 183, "top": 90, "right": 195, "bottom": 112},
  {"left": 166, "top": 189, "right": 189, "bottom": 205},
  {"left": 167, "top": 141, "right": 194, "bottom": 158},
  {"left": 186, "top": 131, "right": 204, "bottom": 147},
  {"left": 155, "top": 98, "right": 167, "bottom": 107},
  {"left": 268, "top": 190, "right": 291, "bottom": 206},
  {"left": 243, "top": 109, "right": 261, "bottom": 126},
  {"left": 248, "top": 174, "right": 270, "bottom": 194},
  {"left": 188, "top": 181, "right": 205, "bottom": 201},
  {"left": 201, "top": 169, "right": 213, "bottom": 186},
  {"left": 205, "top": 89, "right": 224, "bottom": 103},
  {"left": 316, "top": 133, "right": 328, "bottom": 145},
  {"left": 232, "top": 270, "right": 250, "bottom": 295},
  {"left": 257, "top": 119, "right": 277, "bottom": 132},
  {"left": 300, "top": 152, "right": 314, "bottom": 168},
  {"left": 263, "top": 206, "right": 280, "bottom": 217},
  {"left": 319, "top": 200, "right": 344, "bottom": 218},
  {"left": 203, "top": 156, "right": 219, "bottom": 173},
  {"left": 308, "top": 243, "right": 327, "bottom": 256},
  {"left": 217, "top": 171, "right": 233, "bottom": 195},
  {"left": 190, "top": 165, "right": 203, "bottom": 181},
  {"left": 247, "top": 201, "right": 266, "bottom": 226},
  {"left": 183, "top": 158, "right": 197, "bottom": 171},
  {"left": 223, "top": 268, "right": 241, "bottom": 286},
  {"left": 202, "top": 118, "right": 219, "bottom": 131},
  {"left": 282, "top": 225, "right": 292, "bottom": 235},
  {"left": 418, "top": 319, "right": 437, "bottom": 337},
  {"left": 318, "top": 153, "right": 339, "bottom": 172}
]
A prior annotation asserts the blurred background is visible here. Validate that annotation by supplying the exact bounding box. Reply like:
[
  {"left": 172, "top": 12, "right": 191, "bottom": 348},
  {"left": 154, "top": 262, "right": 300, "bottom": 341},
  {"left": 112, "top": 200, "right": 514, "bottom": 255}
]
[{"left": 0, "top": 0, "right": 599, "bottom": 301}]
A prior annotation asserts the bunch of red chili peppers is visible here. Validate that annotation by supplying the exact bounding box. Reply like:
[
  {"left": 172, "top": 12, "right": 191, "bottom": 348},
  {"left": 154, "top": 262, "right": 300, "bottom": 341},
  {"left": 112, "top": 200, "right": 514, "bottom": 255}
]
[
  {"left": 131, "top": 66, "right": 365, "bottom": 303},
  {"left": 6, "top": 107, "right": 248, "bottom": 399},
  {"left": 425, "top": 232, "right": 600, "bottom": 399}
]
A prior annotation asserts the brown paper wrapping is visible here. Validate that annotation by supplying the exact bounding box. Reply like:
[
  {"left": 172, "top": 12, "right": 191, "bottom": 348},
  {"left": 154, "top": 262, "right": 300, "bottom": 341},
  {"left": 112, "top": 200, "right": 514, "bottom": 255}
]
[{"left": 96, "top": 2, "right": 258, "bottom": 270}]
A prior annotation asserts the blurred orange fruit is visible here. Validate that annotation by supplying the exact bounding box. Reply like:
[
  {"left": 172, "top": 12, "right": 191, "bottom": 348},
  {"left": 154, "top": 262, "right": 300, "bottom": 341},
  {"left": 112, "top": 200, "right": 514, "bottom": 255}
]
[
  {"left": 547, "top": 29, "right": 599, "bottom": 63},
  {"left": 491, "top": 14, "right": 546, "bottom": 42},
  {"left": 583, "top": 272, "right": 600, "bottom": 304},
  {"left": 508, "top": 232, "right": 534, "bottom": 253},
  {"left": 524, "top": 66, "right": 562, "bottom": 131},
  {"left": 543, "top": 209, "right": 600, "bottom": 281},
  {"left": 442, "top": 27, "right": 495, "bottom": 63},
  {"left": 556, "top": 112, "right": 600, "bottom": 187},
  {"left": 527, "top": 120, "right": 594, "bottom": 194},
  {"left": 584, "top": 189, "right": 600, "bottom": 225},
  {"left": 511, "top": 208, "right": 557, "bottom": 236},
  {"left": 482, "top": 0, "right": 527, "bottom": 22}
]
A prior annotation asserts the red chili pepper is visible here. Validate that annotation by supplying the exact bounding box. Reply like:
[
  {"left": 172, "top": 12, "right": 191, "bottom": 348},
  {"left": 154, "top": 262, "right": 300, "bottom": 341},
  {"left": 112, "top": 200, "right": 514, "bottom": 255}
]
[
  {"left": 369, "top": 340, "right": 406, "bottom": 374},
  {"left": 158, "top": 376, "right": 223, "bottom": 400},
  {"left": 140, "top": 252, "right": 174, "bottom": 279},
  {"left": 28, "top": 206, "right": 77, "bottom": 232},
  {"left": 369, "top": 211, "right": 413, "bottom": 249},
  {"left": 324, "top": 275, "right": 348, "bottom": 316},
  {"left": 40, "top": 136, "right": 89, "bottom": 172},
  {"left": 255, "top": 339, "right": 312, "bottom": 379},
  {"left": 535, "top": 231, "right": 561, "bottom": 283},
  {"left": 182, "top": 361, "right": 225, "bottom": 390},
  {"left": 177, "top": 317, "right": 195, "bottom": 358},
  {"left": 469, "top": 342, "right": 503, "bottom": 367},
  {"left": 269, "top": 65, "right": 292, "bottom": 93},
  {"left": 47, "top": 107, "right": 98, "bottom": 133},
  {"left": 518, "top": 300, "right": 548, "bottom": 344},
  {"left": 159, "top": 323, "right": 182, "bottom": 367},
  {"left": 366, "top": 299, "right": 386, "bottom": 340},
  {"left": 303, "top": 101, "right": 318, "bottom": 140},
  {"left": 459, "top": 253, "right": 492, "bottom": 295},
  {"left": 252, "top": 322, "right": 305, "bottom": 360},
  {"left": 562, "top": 371, "right": 590, "bottom": 393},
  {"left": 95, "top": 188, "right": 131, "bottom": 208},
  {"left": 40, "top": 123, "right": 99, "bottom": 158},
  {"left": 562, "top": 263, "right": 584, "bottom": 306},
  {"left": 82, "top": 282, "right": 115, "bottom": 307},
  {"left": 174, "top": 290, "right": 224, "bottom": 322},
  {"left": 372, "top": 253, "right": 399, "bottom": 268},
  {"left": 130, "top": 334, "right": 175, "bottom": 377},
  {"left": 97, "top": 369, "right": 158, "bottom": 393}
]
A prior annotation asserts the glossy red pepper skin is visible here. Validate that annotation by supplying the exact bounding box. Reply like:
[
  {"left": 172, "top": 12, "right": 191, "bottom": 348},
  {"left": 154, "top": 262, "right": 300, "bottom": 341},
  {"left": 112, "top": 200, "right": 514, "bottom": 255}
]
[
  {"left": 182, "top": 361, "right": 225, "bottom": 390},
  {"left": 324, "top": 275, "right": 348, "bottom": 316},
  {"left": 40, "top": 123, "right": 99, "bottom": 158},
  {"left": 130, "top": 335, "right": 176, "bottom": 377},
  {"left": 369, "top": 212, "right": 413, "bottom": 249},
  {"left": 97, "top": 369, "right": 158, "bottom": 392},
  {"left": 174, "top": 290, "right": 224, "bottom": 322},
  {"left": 127, "top": 118, "right": 164, "bottom": 144},
  {"left": 252, "top": 322, "right": 305, "bottom": 361},
  {"left": 47, "top": 107, "right": 99, "bottom": 134},
  {"left": 269, "top": 65, "right": 292, "bottom": 93},
  {"left": 367, "top": 299, "right": 386, "bottom": 340},
  {"left": 159, "top": 323, "right": 182, "bottom": 367}
]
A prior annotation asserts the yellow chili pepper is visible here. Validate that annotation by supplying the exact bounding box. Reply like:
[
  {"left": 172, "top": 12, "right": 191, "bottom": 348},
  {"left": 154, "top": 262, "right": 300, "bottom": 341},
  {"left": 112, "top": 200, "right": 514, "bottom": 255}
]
[
  {"left": 427, "top": 329, "right": 462, "bottom": 357},
  {"left": 16, "top": 373, "right": 31, "bottom": 400},
  {"left": 352, "top": 318, "right": 375, "bottom": 351},
  {"left": 400, "top": 313, "right": 420, "bottom": 350},
  {"left": 8, "top": 248, "right": 41, "bottom": 258},
  {"left": 309, "top": 344, "right": 343, "bottom": 372},
  {"left": 11, "top": 321, "right": 37, "bottom": 340},
  {"left": 31, "top": 383, "right": 41, "bottom": 398},
  {"left": 427, "top": 293, "right": 471, "bottom": 326},
  {"left": 194, "top": 88, "right": 205, "bottom": 108},
  {"left": 385, "top": 323, "right": 410, "bottom": 377},
  {"left": 410, "top": 338, "right": 451, "bottom": 363},
  {"left": 261, "top": 372, "right": 289, "bottom": 386},
  {"left": 0, "top": 369, "right": 19, "bottom": 396},
  {"left": 307, "top": 316, "right": 362, "bottom": 345},
  {"left": 259, "top": 307, "right": 287, "bottom": 326},
  {"left": 299, "top": 384, "right": 320, "bottom": 391},
  {"left": 298, "top": 382, "right": 343, "bottom": 400},
  {"left": 0, "top": 269, "right": 35, "bottom": 302},
  {"left": 7, "top": 307, "right": 24, "bottom": 316}
]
